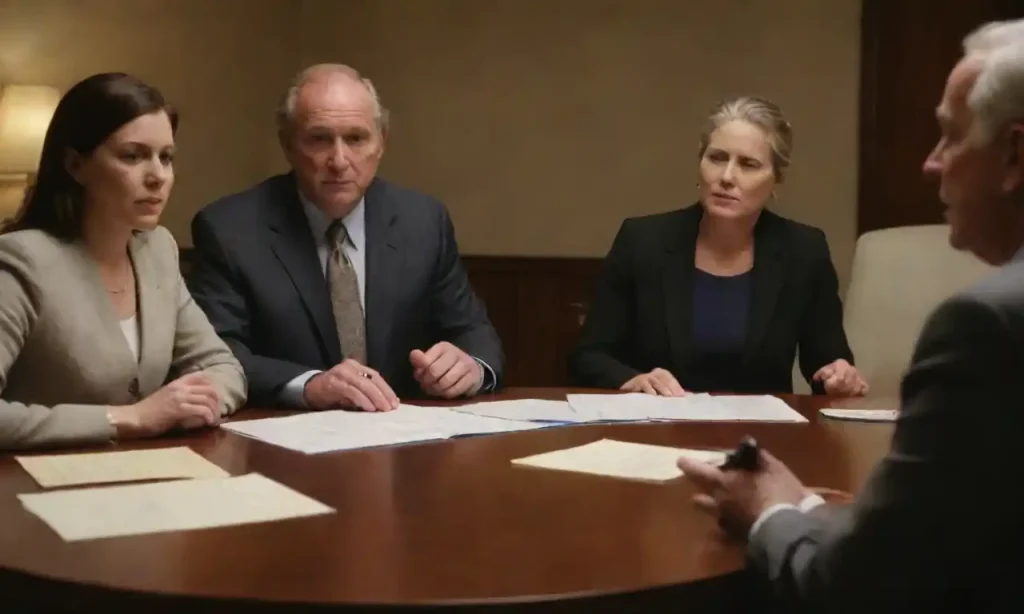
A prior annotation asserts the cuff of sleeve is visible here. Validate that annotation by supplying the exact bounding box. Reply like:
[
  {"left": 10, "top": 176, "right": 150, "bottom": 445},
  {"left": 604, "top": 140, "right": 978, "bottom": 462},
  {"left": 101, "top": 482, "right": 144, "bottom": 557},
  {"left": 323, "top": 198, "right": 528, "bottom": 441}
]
[
  {"left": 799, "top": 493, "right": 826, "bottom": 512},
  {"left": 748, "top": 494, "right": 826, "bottom": 540},
  {"left": 280, "top": 370, "right": 322, "bottom": 409},
  {"left": 472, "top": 357, "right": 497, "bottom": 393},
  {"left": 749, "top": 503, "right": 799, "bottom": 541}
]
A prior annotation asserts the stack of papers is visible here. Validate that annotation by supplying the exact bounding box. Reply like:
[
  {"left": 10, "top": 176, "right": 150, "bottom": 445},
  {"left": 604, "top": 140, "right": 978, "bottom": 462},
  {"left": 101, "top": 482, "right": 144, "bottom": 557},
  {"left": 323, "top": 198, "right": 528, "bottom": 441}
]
[
  {"left": 569, "top": 393, "right": 808, "bottom": 423},
  {"left": 511, "top": 438, "right": 727, "bottom": 482},
  {"left": 820, "top": 409, "right": 898, "bottom": 422},
  {"left": 221, "top": 404, "right": 546, "bottom": 454},
  {"left": 13, "top": 448, "right": 335, "bottom": 542},
  {"left": 18, "top": 473, "right": 334, "bottom": 541},
  {"left": 15, "top": 447, "right": 229, "bottom": 488},
  {"left": 451, "top": 399, "right": 581, "bottom": 422},
  {"left": 454, "top": 394, "right": 807, "bottom": 424}
]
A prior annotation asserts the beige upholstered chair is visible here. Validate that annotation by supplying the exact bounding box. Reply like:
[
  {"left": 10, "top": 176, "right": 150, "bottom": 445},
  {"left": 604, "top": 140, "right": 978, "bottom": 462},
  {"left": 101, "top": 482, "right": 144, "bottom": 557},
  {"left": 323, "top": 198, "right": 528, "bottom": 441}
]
[
  {"left": 793, "top": 225, "right": 992, "bottom": 396},
  {"left": 839, "top": 224, "right": 993, "bottom": 396}
]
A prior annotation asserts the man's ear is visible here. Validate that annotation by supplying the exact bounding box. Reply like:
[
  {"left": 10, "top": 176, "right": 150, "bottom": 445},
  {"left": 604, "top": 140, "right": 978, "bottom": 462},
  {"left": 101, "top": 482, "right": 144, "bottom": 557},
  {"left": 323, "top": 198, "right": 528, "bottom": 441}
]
[{"left": 1003, "top": 122, "right": 1024, "bottom": 195}]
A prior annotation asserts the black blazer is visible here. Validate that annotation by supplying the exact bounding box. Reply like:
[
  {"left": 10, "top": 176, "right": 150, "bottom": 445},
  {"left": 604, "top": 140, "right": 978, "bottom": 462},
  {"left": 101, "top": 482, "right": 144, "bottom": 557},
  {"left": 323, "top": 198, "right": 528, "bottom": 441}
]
[
  {"left": 186, "top": 173, "right": 503, "bottom": 406},
  {"left": 569, "top": 204, "right": 853, "bottom": 394}
]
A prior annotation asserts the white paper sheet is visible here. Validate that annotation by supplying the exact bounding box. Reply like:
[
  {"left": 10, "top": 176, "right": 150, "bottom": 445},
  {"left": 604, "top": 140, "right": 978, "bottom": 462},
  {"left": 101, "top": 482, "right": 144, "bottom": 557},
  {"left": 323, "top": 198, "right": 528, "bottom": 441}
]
[
  {"left": 512, "top": 438, "right": 727, "bottom": 482},
  {"left": 565, "top": 393, "right": 808, "bottom": 423},
  {"left": 820, "top": 409, "right": 898, "bottom": 422},
  {"left": 450, "top": 399, "right": 584, "bottom": 422},
  {"left": 221, "top": 404, "right": 545, "bottom": 454},
  {"left": 18, "top": 473, "right": 334, "bottom": 542},
  {"left": 15, "top": 447, "right": 229, "bottom": 488}
]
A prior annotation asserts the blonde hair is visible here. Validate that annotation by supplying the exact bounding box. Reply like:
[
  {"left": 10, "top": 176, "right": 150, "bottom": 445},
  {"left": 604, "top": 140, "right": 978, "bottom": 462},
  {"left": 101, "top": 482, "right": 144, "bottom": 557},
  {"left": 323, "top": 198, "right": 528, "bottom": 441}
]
[{"left": 698, "top": 96, "right": 793, "bottom": 181}]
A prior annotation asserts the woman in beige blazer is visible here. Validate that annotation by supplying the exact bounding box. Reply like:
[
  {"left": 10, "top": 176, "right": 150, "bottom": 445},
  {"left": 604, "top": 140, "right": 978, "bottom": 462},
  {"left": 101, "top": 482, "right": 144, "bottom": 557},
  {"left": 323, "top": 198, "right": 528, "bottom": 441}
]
[{"left": 0, "top": 73, "right": 246, "bottom": 450}]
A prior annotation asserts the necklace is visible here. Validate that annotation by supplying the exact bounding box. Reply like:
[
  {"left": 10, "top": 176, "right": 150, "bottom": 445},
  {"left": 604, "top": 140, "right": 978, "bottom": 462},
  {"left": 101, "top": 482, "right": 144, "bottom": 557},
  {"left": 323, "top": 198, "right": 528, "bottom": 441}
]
[{"left": 104, "top": 261, "right": 133, "bottom": 295}]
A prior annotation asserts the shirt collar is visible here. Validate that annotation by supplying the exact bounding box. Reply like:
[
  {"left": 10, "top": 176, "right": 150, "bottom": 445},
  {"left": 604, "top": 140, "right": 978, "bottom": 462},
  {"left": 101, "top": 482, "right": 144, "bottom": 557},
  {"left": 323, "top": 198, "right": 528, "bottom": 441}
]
[{"left": 298, "top": 189, "right": 365, "bottom": 251}]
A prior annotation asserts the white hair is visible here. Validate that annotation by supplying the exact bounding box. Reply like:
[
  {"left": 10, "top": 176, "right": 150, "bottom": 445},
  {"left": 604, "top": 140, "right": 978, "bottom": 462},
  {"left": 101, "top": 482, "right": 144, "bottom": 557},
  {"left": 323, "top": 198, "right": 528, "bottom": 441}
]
[
  {"left": 275, "top": 64, "right": 390, "bottom": 134},
  {"left": 963, "top": 19, "right": 1024, "bottom": 144}
]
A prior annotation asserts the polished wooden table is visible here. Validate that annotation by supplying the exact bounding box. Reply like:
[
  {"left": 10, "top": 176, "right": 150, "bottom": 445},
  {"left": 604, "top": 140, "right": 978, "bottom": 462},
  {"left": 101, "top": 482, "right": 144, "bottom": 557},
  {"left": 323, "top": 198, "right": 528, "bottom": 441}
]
[{"left": 0, "top": 389, "right": 896, "bottom": 613}]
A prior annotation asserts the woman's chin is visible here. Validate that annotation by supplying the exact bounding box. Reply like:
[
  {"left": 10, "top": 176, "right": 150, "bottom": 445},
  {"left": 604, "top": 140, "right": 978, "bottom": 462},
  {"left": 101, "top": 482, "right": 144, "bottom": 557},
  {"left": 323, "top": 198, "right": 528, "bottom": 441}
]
[
  {"left": 131, "top": 215, "right": 161, "bottom": 232},
  {"left": 703, "top": 201, "right": 759, "bottom": 220}
]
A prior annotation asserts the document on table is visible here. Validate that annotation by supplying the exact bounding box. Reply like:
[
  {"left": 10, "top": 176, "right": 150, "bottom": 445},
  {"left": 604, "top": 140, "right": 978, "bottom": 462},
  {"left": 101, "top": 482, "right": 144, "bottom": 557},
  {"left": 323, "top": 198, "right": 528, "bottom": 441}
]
[
  {"left": 820, "top": 409, "right": 898, "bottom": 422},
  {"left": 512, "top": 438, "right": 727, "bottom": 482},
  {"left": 221, "top": 405, "right": 546, "bottom": 454},
  {"left": 565, "top": 393, "right": 808, "bottom": 423},
  {"left": 563, "top": 393, "right": 656, "bottom": 422},
  {"left": 15, "top": 447, "right": 229, "bottom": 488},
  {"left": 451, "top": 399, "right": 583, "bottom": 423},
  {"left": 18, "top": 473, "right": 334, "bottom": 542}
]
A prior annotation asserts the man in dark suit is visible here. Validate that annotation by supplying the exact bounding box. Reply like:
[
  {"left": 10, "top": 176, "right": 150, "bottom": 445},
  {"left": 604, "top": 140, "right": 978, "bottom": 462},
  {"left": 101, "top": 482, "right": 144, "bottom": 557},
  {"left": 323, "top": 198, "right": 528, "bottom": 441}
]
[
  {"left": 187, "top": 64, "right": 502, "bottom": 410},
  {"left": 679, "top": 19, "right": 1024, "bottom": 612}
]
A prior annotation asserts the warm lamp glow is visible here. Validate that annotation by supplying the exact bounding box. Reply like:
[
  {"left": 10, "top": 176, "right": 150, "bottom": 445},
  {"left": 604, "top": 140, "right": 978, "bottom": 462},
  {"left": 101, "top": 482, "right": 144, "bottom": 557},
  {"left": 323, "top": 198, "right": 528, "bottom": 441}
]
[
  {"left": 0, "top": 84, "right": 61, "bottom": 175},
  {"left": 0, "top": 84, "right": 61, "bottom": 219}
]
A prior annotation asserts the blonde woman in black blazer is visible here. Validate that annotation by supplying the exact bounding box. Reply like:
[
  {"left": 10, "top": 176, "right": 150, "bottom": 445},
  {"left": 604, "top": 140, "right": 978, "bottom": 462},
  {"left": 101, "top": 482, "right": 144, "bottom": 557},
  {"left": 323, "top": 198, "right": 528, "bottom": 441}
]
[{"left": 570, "top": 97, "right": 867, "bottom": 397}]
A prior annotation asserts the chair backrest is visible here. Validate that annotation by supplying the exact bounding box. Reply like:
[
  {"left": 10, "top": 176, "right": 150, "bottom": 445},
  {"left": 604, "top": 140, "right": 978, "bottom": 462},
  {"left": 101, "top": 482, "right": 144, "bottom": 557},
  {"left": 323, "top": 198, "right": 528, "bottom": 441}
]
[{"left": 841, "top": 224, "right": 993, "bottom": 396}]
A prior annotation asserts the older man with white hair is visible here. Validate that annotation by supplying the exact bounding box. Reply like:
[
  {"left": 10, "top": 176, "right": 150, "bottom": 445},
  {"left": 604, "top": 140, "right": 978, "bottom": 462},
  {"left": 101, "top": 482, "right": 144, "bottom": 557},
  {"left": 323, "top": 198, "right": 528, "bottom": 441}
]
[
  {"left": 679, "top": 18, "right": 1024, "bottom": 612},
  {"left": 187, "top": 64, "right": 503, "bottom": 410}
]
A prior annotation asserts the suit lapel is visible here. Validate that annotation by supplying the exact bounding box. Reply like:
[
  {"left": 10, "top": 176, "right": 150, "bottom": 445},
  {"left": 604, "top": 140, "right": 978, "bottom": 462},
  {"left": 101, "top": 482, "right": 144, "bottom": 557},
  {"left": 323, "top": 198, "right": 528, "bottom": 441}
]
[
  {"left": 130, "top": 233, "right": 165, "bottom": 392},
  {"left": 70, "top": 239, "right": 138, "bottom": 383},
  {"left": 267, "top": 176, "right": 342, "bottom": 366},
  {"left": 743, "top": 213, "right": 786, "bottom": 365},
  {"left": 663, "top": 207, "right": 701, "bottom": 374},
  {"left": 363, "top": 180, "right": 399, "bottom": 370}
]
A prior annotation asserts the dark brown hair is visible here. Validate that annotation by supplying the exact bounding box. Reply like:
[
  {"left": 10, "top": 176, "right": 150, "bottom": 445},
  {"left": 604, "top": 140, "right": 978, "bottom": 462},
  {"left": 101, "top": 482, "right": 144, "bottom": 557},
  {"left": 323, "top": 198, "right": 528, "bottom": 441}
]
[{"left": 2, "top": 73, "right": 177, "bottom": 239}]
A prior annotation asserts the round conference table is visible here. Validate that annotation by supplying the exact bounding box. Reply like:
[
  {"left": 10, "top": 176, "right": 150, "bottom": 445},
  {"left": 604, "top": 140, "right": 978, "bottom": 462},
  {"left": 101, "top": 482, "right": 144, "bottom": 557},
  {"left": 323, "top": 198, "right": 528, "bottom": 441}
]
[{"left": 0, "top": 388, "right": 896, "bottom": 613}]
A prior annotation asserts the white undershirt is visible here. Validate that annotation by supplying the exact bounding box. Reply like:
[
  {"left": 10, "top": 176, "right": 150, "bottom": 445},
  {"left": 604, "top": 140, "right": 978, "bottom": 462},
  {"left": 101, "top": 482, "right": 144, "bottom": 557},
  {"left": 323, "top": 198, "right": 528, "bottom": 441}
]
[{"left": 120, "top": 315, "right": 140, "bottom": 361}]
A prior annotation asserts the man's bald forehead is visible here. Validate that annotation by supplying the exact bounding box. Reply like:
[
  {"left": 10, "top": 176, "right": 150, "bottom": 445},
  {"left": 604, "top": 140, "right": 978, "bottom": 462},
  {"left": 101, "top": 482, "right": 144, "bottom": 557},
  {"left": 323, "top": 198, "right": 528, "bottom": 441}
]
[
  {"left": 295, "top": 63, "right": 364, "bottom": 87},
  {"left": 277, "top": 63, "right": 389, "bottom": 132}
]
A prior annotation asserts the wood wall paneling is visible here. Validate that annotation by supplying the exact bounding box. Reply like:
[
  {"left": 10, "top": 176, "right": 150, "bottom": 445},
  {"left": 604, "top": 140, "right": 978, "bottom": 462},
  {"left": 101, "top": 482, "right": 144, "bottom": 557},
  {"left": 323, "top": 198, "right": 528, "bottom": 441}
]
[{"left": 463, "top": 257, "right": 603, "bottom": 387}]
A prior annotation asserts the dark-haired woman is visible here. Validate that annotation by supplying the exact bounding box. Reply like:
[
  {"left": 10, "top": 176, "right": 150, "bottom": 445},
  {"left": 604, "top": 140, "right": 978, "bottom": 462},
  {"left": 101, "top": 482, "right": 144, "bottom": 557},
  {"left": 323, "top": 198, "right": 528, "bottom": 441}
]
[{"left": 0, "top": 73, "right": 246, "bottom": 450}]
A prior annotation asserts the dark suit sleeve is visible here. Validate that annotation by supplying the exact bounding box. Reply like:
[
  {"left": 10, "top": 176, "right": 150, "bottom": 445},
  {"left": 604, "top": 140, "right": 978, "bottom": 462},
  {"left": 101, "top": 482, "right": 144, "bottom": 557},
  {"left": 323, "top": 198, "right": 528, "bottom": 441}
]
[
  {"left": 187, "top": 212, "right": 314, "bottom": 407},
  {"left": 568, "top": 221, "right": 642, "bottom": 388},
  {"left": 430, "top": 206, "right": 504, "bottom": 386},
  {"left": 749, "top": 295, "right": 1024, "bottom": 611},
  {"left": 797, "top": 230, "right": 854, "bottom": 393}
]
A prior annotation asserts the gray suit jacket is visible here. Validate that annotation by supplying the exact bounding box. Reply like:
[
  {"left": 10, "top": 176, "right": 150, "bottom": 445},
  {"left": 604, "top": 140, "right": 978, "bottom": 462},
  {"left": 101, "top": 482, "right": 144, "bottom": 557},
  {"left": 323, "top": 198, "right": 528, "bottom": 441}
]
[
  {"left": 749, "top": 257, "right": 1024, "bottom": 612},
  {"left": 0, "top": 226, "right": 246, "bottom": 450}
]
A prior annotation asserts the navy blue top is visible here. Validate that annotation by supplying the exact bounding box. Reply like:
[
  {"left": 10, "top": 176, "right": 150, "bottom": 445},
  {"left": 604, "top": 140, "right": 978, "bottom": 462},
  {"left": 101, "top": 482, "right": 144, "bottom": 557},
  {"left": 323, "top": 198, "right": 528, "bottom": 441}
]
[{"left": 688, "top": 268, "right": 753, "bottom": 392}]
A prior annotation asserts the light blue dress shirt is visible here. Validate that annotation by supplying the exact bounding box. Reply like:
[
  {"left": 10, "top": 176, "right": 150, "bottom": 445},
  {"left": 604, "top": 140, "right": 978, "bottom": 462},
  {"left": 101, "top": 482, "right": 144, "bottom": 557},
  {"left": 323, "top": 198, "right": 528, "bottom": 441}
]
[{"left": 280, "top": 191, "right": 493, "bottom": 407}]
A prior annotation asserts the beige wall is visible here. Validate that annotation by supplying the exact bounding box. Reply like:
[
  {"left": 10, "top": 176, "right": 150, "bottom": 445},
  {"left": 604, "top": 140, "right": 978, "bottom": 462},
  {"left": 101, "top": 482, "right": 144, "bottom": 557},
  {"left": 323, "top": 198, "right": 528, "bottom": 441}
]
[
  {"left": 1, "top": 0, "right": 861, "bottom": 287},
  {"left": 0, "top": 0, "right": 295, "bottom": 241}
]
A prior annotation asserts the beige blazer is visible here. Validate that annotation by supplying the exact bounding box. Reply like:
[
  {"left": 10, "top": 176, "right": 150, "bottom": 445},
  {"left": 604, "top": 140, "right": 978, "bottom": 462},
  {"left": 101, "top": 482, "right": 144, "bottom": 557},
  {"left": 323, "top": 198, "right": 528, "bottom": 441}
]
[{"left": 0, "top": 226, "right": 247, "bottom": 450}]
